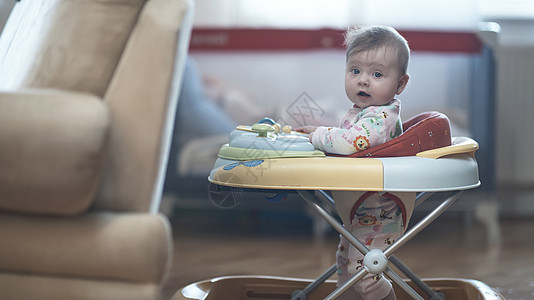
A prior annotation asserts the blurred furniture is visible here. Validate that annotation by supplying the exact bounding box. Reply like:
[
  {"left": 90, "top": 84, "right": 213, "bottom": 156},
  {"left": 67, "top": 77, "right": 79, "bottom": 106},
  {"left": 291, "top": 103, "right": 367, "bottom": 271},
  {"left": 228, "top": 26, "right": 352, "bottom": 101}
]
[{"left": 0, "top": 0, "right": 192, "bottom": 299}]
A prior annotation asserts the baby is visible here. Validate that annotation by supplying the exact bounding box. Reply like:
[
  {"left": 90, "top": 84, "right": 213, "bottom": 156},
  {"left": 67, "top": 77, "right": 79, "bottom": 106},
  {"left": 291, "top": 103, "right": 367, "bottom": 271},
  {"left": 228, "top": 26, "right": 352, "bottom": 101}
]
[
  {"left": 298, "top": 25, "right": 413, "bottom": 299},
  {"left": 300, "top": 25, "right": 409, "bottom": 155}
]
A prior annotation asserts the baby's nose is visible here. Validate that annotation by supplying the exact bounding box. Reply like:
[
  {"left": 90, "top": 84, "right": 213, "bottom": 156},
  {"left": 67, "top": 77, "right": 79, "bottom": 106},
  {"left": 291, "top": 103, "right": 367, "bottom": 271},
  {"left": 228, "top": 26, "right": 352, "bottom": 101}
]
[{"left": 358, "top": 77, "right": 369, "bottom": 86}]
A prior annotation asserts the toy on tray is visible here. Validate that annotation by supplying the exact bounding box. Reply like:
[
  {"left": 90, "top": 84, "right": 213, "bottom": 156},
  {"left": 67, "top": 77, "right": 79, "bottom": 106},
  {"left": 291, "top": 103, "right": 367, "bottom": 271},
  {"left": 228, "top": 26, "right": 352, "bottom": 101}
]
[{"left": 217, "top": 117, "right": 324, "bottom": 161}]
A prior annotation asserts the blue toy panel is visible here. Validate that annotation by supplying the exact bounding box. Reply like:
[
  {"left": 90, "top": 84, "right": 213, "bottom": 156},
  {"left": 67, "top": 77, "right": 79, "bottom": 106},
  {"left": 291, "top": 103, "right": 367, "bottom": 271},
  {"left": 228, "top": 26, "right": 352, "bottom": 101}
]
[{"left": 229, "top": 126, "right": 314, "bottom": 152}]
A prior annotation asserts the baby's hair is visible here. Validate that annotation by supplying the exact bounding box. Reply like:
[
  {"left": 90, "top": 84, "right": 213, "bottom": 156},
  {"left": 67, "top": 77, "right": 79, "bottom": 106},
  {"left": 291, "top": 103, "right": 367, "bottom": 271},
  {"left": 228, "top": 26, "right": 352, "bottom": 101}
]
[{"left": 344, "top": 25, "right": 410, "bottom": 75}]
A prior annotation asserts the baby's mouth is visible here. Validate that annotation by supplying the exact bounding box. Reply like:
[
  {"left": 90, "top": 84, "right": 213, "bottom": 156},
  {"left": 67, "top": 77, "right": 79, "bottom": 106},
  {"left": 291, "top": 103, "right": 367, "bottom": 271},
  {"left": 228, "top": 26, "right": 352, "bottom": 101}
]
[{"left": 358, "top": 91, "right": 370, "bottom": 97}]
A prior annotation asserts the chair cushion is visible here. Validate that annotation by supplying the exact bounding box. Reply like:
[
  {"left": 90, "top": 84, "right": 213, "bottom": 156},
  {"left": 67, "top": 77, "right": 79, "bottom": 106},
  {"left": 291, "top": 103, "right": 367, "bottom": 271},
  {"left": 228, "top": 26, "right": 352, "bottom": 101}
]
[
  {"left": 0, "top": 89, "right": 109, "bottom": 215},
  {"left": 0, "top": 211, "right": 170, "bottom": 284},
  {"left": 332, "top": 111, "right": 452, "bottom": 158}
]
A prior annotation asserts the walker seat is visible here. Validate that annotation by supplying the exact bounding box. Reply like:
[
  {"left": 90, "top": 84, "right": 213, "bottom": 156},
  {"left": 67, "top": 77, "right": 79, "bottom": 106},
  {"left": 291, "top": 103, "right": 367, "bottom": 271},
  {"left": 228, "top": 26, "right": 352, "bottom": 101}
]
[{"left": 176, "top": 112, "right": 504, "bottom": 300}]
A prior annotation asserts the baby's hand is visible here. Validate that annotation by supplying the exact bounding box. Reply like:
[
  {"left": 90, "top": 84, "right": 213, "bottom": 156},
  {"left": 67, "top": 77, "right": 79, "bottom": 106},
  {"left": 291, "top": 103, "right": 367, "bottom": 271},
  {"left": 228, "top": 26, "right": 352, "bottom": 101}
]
[
  {"left": 294, "top": 126, "right": 318, "bottom": 143},
  {"left": 294, "top": 125, "right": 319, "bottom": 134}
]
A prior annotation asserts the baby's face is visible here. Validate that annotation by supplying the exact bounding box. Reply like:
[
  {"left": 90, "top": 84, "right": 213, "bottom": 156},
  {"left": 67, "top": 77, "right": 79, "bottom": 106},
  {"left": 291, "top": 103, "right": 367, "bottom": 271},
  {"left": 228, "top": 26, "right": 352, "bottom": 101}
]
[{"left": 345, "top": 46, "right": 408, "bottom": 108}]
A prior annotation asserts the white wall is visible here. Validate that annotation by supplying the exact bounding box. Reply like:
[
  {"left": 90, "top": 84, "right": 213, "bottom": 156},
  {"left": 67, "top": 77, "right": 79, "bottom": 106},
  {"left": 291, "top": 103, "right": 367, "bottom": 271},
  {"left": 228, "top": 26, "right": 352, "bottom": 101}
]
[
  {"left": 192, "top": 0, "right": 534, "bottom": 31},
  {"left": 193, "top": 0, "right": 480, "bottom": 30}
]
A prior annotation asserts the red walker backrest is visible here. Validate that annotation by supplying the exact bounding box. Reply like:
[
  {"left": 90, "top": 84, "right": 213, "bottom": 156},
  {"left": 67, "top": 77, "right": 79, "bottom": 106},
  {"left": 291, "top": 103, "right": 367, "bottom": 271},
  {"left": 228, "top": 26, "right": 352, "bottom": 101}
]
[{"left": 330, "top": 111, "right": 452, "bottom": 158}]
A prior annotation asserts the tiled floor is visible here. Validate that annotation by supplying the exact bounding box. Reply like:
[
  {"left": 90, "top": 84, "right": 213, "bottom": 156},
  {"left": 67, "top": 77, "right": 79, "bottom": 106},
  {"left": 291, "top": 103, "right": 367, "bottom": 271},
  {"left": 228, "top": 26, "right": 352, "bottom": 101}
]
[{"left": 163, "top": 195, "right": 534, "bottom": 299}]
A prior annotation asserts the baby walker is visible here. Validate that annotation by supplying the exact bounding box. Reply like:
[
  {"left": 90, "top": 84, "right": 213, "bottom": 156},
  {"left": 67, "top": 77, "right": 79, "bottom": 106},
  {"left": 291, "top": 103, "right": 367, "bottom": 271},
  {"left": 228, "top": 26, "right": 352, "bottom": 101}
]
[{"left": 174, "top": 112, "right": 504, "bottom": 300}]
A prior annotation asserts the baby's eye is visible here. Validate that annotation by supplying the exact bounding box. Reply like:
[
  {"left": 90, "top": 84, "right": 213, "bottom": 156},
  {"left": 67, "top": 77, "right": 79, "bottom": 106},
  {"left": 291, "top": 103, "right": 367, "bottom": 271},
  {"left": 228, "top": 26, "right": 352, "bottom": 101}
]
[
  {"left": 373, "top": 72, "right": 383, "bottom": 78},
  {"left": 352, "top": 69, "right": 360, "bottom": 75}
]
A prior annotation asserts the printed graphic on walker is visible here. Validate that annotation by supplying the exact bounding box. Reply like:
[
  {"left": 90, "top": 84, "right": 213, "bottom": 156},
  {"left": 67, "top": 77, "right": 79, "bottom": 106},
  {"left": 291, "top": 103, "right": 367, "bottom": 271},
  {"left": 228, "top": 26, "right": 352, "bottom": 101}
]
[
  {"left": 286, "top": 92, "right": 325, "bottom": 127},
  {"left": 226, "top": 151, "right": 276, "bottom": 183},
  {"left": 223, "top": 159, "right": 272, "bottom": 183}
]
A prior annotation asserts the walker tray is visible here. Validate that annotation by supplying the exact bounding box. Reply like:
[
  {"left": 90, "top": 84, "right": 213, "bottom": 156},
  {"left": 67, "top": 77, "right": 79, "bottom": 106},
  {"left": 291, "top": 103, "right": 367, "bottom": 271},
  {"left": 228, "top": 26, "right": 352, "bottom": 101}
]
[{"left": 209, "top": 117, "right": 480, "bottom": 192}]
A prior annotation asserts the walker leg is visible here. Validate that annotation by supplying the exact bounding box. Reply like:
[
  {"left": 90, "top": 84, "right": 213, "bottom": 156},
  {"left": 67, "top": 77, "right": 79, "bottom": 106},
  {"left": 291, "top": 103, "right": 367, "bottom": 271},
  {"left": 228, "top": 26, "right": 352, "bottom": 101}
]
[
  {"left": 384, "top": 267, "right": 425, "bottom": 300},
  {"left": 327, "top": 268, "right": 369, "bottom": 300},
  {"left": 415, "top": 192, "right": 435, "bottom": 207},
  {"left": 390, "top": 255, "right": 445, "bottom": 300},
  {"left": 314, "top": 190, "right": 338, "bottom": 214},
  {"left": 382, "top": 191, "right": 463, "bottom": 299},
  {"left": 298, "top": 190, "right": 424, "bottom": 300},
  {"left": 298, "top": 190, "right": 369, "bottom": 257},
  {"left": 384, "top": 191, "right": 463, "bottom": 256},
  {"left": 298, "top": 190, "right": 467, "bottom": 300}
]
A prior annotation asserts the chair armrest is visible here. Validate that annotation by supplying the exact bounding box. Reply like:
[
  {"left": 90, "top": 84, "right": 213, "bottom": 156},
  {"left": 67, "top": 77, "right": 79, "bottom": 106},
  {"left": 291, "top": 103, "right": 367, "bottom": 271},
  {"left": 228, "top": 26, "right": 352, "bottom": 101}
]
[{"left": 0, "top": 89, "right": 109, "bottom": 215}]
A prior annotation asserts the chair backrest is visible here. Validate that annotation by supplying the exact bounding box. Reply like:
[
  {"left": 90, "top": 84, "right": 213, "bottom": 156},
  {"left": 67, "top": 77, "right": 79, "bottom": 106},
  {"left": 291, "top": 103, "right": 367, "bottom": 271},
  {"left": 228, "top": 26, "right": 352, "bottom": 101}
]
[
  {"left": 95, "top": 0, "right": 193, "bottom": 213},
  {"left": 334, "top": 111, "right": 452, "bottom": 158}
]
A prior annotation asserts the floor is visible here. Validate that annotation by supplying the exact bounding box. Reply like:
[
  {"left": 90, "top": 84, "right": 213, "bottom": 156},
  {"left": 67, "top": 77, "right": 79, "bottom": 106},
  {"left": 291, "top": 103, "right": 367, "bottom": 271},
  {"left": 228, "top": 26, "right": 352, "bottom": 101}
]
[{"left": 162, "top": 193, "right": 534, "bottom": 299}]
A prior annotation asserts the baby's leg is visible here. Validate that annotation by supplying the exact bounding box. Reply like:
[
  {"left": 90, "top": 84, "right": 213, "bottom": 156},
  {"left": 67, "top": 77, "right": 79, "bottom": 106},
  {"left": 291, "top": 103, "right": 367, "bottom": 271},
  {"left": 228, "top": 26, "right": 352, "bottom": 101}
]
[
  {"left": 335, "top": 235, "right": 363, "bottom": 300},
  {"left": 333, "top": 191, "right": 415, "bottom": 299}
]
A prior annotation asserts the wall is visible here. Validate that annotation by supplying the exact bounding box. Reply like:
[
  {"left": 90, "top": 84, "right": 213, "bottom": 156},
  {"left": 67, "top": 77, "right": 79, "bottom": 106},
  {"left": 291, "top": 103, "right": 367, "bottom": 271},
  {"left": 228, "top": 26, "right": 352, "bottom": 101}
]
[{"left": 491, "top": 19, "right": 534, "bottom": 216}]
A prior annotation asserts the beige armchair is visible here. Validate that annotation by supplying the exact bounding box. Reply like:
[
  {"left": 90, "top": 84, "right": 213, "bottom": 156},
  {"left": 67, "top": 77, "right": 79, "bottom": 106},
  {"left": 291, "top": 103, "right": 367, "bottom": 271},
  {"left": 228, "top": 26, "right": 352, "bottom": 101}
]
[{"left": 0, "top": 0, "right": 193, "bottom": 299}]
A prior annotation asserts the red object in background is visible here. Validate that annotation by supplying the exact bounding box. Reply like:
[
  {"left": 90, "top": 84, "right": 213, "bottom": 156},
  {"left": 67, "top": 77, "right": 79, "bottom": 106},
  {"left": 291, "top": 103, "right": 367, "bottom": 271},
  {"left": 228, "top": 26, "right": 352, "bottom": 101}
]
[{"left": 190, "top": 28, "right": 482, "bottom": 53}]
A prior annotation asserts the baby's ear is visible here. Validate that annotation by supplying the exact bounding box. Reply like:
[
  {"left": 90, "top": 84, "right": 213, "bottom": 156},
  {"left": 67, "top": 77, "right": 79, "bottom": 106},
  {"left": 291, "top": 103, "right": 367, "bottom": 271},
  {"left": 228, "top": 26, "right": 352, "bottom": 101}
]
[{"left": 396, "top": 74, "right": 410, "bottom": 95}]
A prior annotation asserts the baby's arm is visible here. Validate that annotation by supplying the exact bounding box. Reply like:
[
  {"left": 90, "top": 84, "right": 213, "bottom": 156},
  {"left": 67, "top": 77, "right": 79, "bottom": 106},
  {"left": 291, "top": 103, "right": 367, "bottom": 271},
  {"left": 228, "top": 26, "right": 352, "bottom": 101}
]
[
  {"left": 311, "top": 125, "right": 361, "bottom": 155},
  {"left": 311, "top": 106, "right": 400, "bottom": 155}
]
